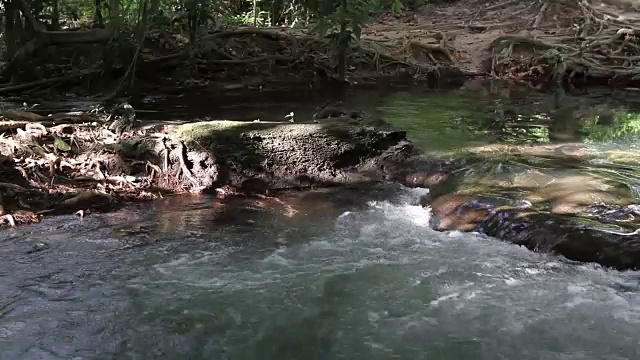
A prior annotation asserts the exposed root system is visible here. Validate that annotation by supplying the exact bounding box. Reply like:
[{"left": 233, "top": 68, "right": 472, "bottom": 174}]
[{"left": 484, "top": 0, "right": 640, "bottom": 84}]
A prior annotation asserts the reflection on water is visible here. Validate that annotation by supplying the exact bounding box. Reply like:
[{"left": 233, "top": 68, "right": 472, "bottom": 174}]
[
  {"left": 369, "top": 81, "right": 640, "bottom": 233},
  {"left": 378, "top": 82, "right": 640, "bottom": 152},
  {"left": 125, "top": 80, "right": 640, "bottom": 156}
]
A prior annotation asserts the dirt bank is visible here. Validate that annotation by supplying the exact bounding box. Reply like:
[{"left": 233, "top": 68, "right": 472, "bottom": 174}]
[
  {"left": 357, "top": 0, "right": 640, "bottom": 86},
  {"left": 147, "top": 0, "right": 640, "bottom": 89}
]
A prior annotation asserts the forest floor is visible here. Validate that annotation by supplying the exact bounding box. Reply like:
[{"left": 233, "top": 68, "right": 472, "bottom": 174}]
[
  {"left": 2, "top": 0, "right": 639, "bottom": 97},
  {"left": 126, "top": 0, "right": 640, "bottom": 93}
]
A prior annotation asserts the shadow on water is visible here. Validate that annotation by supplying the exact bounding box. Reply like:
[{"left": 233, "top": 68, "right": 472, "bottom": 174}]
[{"left": 3, "top": 80, "right": 640, "bottom": 359}]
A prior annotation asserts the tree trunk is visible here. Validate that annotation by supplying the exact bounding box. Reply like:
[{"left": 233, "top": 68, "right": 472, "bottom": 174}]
[
  {"left": 336, "top": 0, "right": 349, "bottom": 81},
  {"left": 14, "top": 4, "right": 25, "bottom": 46},
  {"left": 187, "top": 0, "right": 197, "bottom": 45},
  {"left": 253, "top": 0, "right": 258, "bottom": 26},
  {"left": 4, "top": 0, "right": 18, "bottom": 61},
  {"left": 149, "top": 0, "right": 160, "bottom": 18},
  {"left": 94, "top": 0, "right": 104, "bottom": 27},
  {"left": 51, "top": 0, "right": 60, "bottom": 30},
  {"left": 108, "top": 0, "right": 120, "bottom": 27},
  {"left": 101, "top": 0, "right": 121, "bottom": 85}
]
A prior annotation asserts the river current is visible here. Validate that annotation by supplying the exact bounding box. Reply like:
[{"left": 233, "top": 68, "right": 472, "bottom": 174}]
[
  {"left": 3, "top": 82, "right": 640, "bottom": 359},
  {"left": 0, "top": 185, "right": 639, "bottom": 359}
]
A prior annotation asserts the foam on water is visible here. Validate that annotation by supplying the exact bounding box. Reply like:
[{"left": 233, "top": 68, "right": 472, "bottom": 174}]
[
  {"left": 145, "top": 187, "right": 640, "bottom": 352},
  {"left": 4, "top": 185, "right": 640, "bottom": 359}
]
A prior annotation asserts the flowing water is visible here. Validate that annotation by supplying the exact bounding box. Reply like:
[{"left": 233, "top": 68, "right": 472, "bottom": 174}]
[{"left": 2, "top": 81, "right": 640, "bottom": 359}]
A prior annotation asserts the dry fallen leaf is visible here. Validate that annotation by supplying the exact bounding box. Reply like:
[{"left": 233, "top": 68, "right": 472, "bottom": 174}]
[{"left": 75, "top": 210, "right": 85, "bottom": 219}]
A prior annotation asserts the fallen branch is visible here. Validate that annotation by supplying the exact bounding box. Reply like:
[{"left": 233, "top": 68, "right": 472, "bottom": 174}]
[
  {"left": 0, "top": 68, "right": 101, "bottom": 95},
  {"left": 0, "top": 28, "right": 114, "bottom": 79},
  {"left": 532, "top": 2, "right": 549, "bottom": 29},
  {"left": 208, "top": 54, "right": 295, "bottom": 65},
  {"left": 0, "top": 112, "right": 98, "bottom": 132}
]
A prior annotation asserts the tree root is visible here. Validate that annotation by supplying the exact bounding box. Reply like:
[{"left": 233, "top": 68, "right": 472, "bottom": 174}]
[
  {"left": 486, "top": 0, "right": 640, "bottom": 84},
  {"left": 208, "top": 54, "right": 295, "bottom": 65},
  {"left": 467, "top": 0, "right": 523, "bottom": 26},
  {"left": 532, "top": 2, "right": 549, "bottom": 29},
  {"left": 0, "top": 108, "right": 188, "bottom": 226},
  {"left": 408, "top": 41, "right": 456, "bottom": 63},
  {"left": 177, "top": 140, "right": 200, "bottom": 188}
]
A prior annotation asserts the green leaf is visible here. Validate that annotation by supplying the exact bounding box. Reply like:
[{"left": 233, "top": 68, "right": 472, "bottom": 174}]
[
  {"left": 54, "top": 137, "right": 71, "bottom": 152},
  {"left": 392, "top": 0, "right": 406, "bottom": 14}
]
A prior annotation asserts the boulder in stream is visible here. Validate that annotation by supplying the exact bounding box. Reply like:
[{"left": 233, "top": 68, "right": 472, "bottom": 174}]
[
  {"left": 422, "top": 190, "right": 640, "bottom": 270},
  {"left": 118, "top": 118, "right": 415, "bottom": 192},
  {"left": 417, "top": 162, "right": 640, "bottom": 270},
  {"left": 480, "top": 210, "right": 640, "bottom": 271}
]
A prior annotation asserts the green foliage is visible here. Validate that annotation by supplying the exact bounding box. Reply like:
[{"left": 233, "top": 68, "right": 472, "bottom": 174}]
[
  {"left": 58, "top": 0, "right": 96, "bottom": 22},
  {"left": 54, "top": 136, "right": 72, "bottom": 152},
  {"left": 1, "top": 0, "right": 392, "bottom": 84},
  {"left": 310, "top": 0, "right": 376, "bottom": 79},
  {"left": 391, "top": 0, "right": 406, "bottom": 14},
  {"left": 225, "top": 9, "right": 270, "bottom": 26},
  {"left": 312, "top": 0, "right": 373, "bottom": 39}
]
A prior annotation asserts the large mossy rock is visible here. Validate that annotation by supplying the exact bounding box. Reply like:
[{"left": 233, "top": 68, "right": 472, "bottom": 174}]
[{"left": 163, "top": 119, "right": 414, "bottom": 190}]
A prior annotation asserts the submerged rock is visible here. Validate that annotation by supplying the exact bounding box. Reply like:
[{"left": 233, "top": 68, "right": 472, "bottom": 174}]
[
  {"left": 481, "top": 210, "right": 640, "bottom": 271},
  {"left": 424, "top": 190, "right": 640, "bottom": 270},
  {"left": 45, "top": 190, "right": 118, "bottom": 215},
  {"left": 428, "top": 193, "right": 478, "bottom": 231},
  {"left": 312, "top": 101, "right": 364, "bottom": 120},
  {"left": 240, "top": 178, "right": 269, "bottom": 196},
  {"left": 411, "top": 158, "right": 640, "bottom": 270}
]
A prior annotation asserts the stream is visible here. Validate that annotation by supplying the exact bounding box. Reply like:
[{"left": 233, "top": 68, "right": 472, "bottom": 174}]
[{"left": 2, "top": 81, "right": 640, "bottom": 359}]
